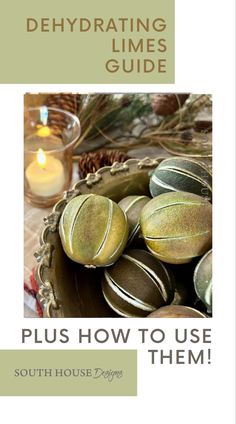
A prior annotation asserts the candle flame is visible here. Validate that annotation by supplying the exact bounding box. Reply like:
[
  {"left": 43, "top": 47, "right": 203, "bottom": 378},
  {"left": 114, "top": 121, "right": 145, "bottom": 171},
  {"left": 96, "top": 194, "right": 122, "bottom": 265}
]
[
  {"left": 37, "top": 125, "right": 51, "bottom": 137},
  {"left": 37, "top": 148, "right": 46, "bottom": 168}
]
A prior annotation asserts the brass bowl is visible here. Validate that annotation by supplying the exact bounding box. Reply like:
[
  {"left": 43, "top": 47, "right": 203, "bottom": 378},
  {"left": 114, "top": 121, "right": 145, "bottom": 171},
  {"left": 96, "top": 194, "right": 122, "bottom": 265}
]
[{"left": 35, "top": 157, "right": 163, "bottom": 317}]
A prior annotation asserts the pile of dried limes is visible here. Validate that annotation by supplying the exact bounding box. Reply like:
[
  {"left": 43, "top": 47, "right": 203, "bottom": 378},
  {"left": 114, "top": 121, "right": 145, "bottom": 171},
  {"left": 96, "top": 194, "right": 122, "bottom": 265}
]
[{"left": 59, "top": 157, "right": 212, "bottom": 318}]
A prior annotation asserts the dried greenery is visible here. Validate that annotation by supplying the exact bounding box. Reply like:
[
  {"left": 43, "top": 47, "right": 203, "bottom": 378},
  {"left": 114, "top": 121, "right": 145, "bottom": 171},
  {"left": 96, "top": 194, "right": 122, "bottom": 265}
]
[
  {"left": 99, "top": 94, "right": 212, "bottom": 158},
  {"left": 76, "top": 93, "right": 152, "bottom": 147}
]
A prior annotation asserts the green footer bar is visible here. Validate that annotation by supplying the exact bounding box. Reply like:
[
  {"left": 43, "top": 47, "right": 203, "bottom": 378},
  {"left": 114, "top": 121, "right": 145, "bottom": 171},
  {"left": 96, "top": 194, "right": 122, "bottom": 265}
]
[{"left": 0, "top": 350, "right": 137, "bottom": 396}]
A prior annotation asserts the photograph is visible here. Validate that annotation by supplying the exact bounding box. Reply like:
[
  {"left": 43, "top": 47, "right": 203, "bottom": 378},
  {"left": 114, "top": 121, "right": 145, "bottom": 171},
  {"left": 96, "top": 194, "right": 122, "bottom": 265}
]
[{"left": 24, "top": 92, "right": 212, "bottom": 318}]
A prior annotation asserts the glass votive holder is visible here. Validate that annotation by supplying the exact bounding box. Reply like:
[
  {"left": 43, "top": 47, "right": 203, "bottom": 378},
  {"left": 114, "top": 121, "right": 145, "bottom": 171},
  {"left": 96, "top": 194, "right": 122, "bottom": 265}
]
[{"left": 24, "top": 106, "right": 81, "bottom": 208}]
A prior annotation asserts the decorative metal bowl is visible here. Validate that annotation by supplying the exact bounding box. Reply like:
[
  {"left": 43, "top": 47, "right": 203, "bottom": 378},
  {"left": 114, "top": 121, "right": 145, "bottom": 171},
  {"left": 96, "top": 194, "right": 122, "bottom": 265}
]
[{"left": 35, "top": 157, "right": 163, "bottom": 317}]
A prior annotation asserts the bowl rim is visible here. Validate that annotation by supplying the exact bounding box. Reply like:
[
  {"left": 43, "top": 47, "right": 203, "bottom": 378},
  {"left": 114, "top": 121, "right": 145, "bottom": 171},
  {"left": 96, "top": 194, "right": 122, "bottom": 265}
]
[
  {"left": 34, "top": 156, "right": 163, "bottom": 317},
  {"left": 34, "top": 155, "right": 212, "bottom": 318}
]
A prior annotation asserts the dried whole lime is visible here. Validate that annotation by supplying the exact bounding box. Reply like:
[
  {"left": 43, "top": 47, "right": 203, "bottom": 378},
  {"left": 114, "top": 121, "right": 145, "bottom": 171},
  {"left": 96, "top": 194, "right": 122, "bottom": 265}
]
[
  {"left": 140, "top": 191, "right": 212, "bottom": 264},
  {"left": 102, "top": 249, "right": 175, "bottom": 317},
  {"left": 194, "top": 249, "right": 212, "bottom": 313},
  {"left": 149, "top": 157, "right": 212, "bottom": 201},
  {"left": 147, "top": 305, "right": 206, "bottom": 318},
  {"left": 118, "top": 195, "right": 150, "bottom": 245},
  {"left": 59, "top": 194, "right": 129, "bottom": 267}
]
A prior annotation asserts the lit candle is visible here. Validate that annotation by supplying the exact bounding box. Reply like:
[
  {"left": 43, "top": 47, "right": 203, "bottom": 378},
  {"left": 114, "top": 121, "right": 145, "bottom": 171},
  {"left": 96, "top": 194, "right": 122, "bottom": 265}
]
[{"left": 25, "top": 149, "right": 65, "bottom": 197}]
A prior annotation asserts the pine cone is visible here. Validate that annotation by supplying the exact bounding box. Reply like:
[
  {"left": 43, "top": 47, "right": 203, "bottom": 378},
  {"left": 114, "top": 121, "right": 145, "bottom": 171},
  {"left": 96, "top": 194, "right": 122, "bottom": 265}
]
[
  {"left": 46, "top": 93, "right": 81, "bottom": 114},
  {"left": 78, "top": 150, "right": 130, "bottom": 179},
  {"left": 151, "top": 93, "right": 190, "bottom": 116},
  {"left": 45, "top": 93, "right": 81, "bottom": 134}
]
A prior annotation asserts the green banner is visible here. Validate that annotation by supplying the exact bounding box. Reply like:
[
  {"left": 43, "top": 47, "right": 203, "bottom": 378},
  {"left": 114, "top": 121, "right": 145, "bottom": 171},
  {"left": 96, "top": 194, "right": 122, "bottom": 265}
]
[
  {"left": 0, "top": 350, "right": 137, "bottom": 396},
  {"left": 0, "top": 0, "right": 174, "bottom": 83}
]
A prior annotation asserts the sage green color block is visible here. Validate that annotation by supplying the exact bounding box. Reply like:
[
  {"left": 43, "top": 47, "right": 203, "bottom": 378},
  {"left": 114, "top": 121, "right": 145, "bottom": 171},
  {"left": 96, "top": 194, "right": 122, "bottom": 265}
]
[
  {"left": 0, "top": 0, "right": 174, "bottom": 83},
  {"left": 0, "top": 350, "right": 137, "bottom": 396}
]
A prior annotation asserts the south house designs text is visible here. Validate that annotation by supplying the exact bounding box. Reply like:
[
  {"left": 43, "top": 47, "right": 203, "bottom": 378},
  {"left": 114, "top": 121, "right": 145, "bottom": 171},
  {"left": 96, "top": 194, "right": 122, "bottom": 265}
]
[{"left": 26, "top": 17, "right": 169, "bottom": 74}]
